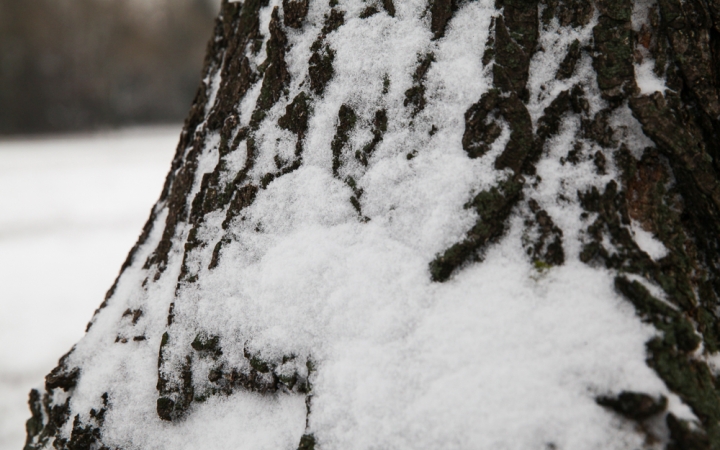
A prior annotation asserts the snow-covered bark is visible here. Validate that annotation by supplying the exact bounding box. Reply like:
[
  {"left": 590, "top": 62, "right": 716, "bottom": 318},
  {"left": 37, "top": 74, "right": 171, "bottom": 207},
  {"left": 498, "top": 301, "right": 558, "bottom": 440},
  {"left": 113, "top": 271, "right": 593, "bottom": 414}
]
[{"left": 25, "top": 0, "right": 720, "bottom": 448}]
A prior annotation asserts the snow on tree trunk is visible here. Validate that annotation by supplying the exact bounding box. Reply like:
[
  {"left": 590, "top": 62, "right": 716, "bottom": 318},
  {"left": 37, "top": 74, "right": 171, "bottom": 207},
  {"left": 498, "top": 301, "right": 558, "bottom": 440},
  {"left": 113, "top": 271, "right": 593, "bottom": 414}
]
[{"left": 23, "top": 0, "right": 720, "bottom": 448}]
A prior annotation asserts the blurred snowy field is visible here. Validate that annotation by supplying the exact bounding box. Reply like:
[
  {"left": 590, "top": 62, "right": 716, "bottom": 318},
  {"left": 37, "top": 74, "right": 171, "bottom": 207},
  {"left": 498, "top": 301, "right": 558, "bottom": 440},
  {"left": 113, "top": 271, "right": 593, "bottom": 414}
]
[{"left": 0, "top": 127, "right": 178, "bottom": 450}]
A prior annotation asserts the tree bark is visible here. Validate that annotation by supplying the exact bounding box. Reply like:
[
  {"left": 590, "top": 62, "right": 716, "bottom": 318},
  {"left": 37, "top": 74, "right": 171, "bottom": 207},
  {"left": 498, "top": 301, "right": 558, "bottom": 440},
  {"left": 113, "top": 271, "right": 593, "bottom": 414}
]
[{"left": 24, "top": 0, "right": 720, "bottom": 448}]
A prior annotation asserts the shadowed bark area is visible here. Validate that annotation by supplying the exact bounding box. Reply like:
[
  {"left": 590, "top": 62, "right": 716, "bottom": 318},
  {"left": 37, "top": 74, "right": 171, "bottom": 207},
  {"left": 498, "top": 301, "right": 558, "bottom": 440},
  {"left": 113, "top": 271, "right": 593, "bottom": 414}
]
[{"left": 24, "top": 0, "right": 720, "bottom": 448}]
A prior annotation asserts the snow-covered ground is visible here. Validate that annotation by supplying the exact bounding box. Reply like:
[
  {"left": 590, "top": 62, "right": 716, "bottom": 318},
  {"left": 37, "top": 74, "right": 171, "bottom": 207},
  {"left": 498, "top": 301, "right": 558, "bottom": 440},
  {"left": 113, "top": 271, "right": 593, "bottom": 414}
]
[{"left": 0, "top": 127, "right": 178, "bottom": 450}]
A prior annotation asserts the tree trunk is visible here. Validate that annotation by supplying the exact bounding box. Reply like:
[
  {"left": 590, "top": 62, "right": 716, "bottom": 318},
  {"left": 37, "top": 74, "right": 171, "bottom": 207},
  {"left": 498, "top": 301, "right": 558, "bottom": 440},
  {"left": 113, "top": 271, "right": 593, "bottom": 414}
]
[{"left": 24, "top": 0, "right": 720, "bottom": 448}]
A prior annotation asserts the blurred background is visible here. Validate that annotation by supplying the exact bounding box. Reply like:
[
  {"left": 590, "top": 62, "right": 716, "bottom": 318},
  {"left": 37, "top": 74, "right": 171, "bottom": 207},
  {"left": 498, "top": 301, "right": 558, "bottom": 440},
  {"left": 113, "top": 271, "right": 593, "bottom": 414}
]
[
  {"left": 0, "top": 0, "right": 219, "bottom": 448},
  {"left": 0, "top": 0, "right": 219, "bottom": 135},
  {"left": 0, "top": 0, "right": 220, "bottom": 135}
]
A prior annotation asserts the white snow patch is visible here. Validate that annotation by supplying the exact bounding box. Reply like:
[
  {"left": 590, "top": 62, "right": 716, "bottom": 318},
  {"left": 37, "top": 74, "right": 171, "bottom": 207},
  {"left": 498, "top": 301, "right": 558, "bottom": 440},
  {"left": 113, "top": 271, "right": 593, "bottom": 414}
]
[
  {"left": 204, "top": 69, "right": 223, "bottom": 116},
  {"left": 527, "top": 18, "right": 596, "bottom": 122},
  {"left": 631, "top": 0, "right": 669, "bottom": 95},
  {"left": 631, "top": 220, "right": 669, "bottom": 260},
  {"left": 635, "top": 60, "right": 668, "bottom": 95}
]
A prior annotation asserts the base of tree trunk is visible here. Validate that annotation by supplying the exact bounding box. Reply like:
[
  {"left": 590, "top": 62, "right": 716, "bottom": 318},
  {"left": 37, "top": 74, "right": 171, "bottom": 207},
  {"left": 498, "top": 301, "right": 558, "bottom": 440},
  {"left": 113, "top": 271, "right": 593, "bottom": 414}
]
[{"left": 24, "top": 0, "right": 720, "bottom": 448}]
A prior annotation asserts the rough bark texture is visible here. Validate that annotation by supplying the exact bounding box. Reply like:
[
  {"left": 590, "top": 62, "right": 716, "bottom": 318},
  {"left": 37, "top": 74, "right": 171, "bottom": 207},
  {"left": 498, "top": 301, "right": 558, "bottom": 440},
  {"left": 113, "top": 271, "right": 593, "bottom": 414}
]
[
  {"left": 436, "top": 0, "right": 720, "bottom": 445},
  {"left": 24, "top": 0, "right": 720, "bottom": 448}
]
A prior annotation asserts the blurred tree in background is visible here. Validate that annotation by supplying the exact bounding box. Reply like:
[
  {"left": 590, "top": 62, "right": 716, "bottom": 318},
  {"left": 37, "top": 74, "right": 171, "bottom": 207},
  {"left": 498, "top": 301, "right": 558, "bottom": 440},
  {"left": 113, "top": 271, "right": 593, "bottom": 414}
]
[{"left": 0, "top": 0, "right": 219, "bottom": 135}]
